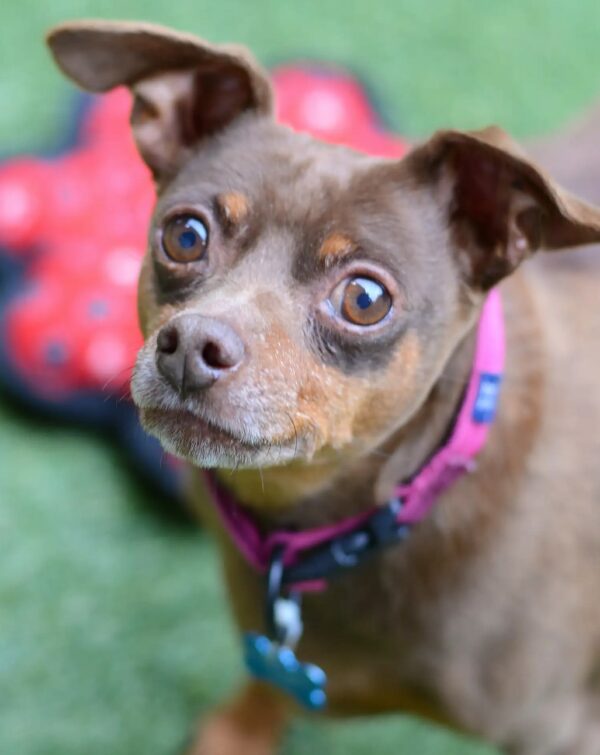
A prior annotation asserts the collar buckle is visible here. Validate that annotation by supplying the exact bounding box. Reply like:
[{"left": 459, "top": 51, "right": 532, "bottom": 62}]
[
  {"left": 329, "top": 497, "right": 409, "bottom": 568},
  {"left": 367, "top": 496, "right": 409, "bottom": 547},
  {"left": 272, "top": 497, "right": 410, "bottom": 589}
]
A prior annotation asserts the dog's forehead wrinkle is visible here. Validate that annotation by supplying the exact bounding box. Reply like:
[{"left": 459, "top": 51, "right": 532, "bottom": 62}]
[
  {"left": 163, "top": 115, "right": 378, "bottom": 218},
  {"left": 241, "top": 225, "right": 296, "bottom": 268}
]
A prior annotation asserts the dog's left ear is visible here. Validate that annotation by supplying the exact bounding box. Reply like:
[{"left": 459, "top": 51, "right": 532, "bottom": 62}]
[
  {"left": 404, "top": 126, "right": 600, "bottom": 289},
  {"left": 47, "top": 20, "right": 273, "bottom": 181}
]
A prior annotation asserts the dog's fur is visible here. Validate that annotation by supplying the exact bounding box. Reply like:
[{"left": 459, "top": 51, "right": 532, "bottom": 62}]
[{"left": 48, "top": 20, "right": 600, "bottom": 755}]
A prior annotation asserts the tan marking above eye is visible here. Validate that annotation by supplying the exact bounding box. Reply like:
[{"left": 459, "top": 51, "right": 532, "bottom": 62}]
[
  {"left": 217, "top": 191, "right": 250, "bottom": 226},
  {"left": 318, "top": 232, "right": 356, "bottom": 263}
]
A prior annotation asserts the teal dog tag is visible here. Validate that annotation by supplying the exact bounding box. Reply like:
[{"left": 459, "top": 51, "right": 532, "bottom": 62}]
[{"left": 243, "top": 632, "right": 327, "bottom": 710}]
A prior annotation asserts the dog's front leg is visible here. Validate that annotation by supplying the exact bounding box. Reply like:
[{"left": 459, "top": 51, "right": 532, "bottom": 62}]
[{"left": 185, "top": 680, "right": 291, "bottom": 755}]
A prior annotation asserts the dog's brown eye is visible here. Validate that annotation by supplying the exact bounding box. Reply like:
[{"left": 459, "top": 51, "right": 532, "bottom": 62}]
[
  {"left": 162, "top": 215, "right": 209, "bottom": 263},
  {"left": 339, "top": 277, "right": 392, "bottom": 326}
]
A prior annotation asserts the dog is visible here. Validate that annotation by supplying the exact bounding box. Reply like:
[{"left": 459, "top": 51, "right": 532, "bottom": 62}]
[{"left": 47, "top": 20, "right": 600, "bottom": 755}]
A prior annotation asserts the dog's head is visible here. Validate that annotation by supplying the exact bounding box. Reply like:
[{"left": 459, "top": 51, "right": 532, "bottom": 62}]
[{"left": 48, "top": 21, "right": 600, "bottom": 472}]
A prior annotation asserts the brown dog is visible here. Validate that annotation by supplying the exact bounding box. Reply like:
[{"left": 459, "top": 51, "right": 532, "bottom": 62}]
[{"left": 47, "top": 20, "right": 600, "bottom": 755}]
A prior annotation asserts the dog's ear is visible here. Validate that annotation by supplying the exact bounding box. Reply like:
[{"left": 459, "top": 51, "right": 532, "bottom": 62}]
[
  {"left": 404, "top": 127, "right": 600, "bottom": 289},
  {"left": 47, "top": 20, "right": 273, "bottom": 180}
]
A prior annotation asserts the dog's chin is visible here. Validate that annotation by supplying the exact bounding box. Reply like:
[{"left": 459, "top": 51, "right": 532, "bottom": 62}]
[{"left": 138, "top": 407, "right": 303, "bottom": 469}]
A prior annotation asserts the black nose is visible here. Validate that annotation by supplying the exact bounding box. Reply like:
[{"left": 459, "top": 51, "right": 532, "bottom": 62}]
[{"left": 155, "top": 314, "right": 245, "bottom": 396}]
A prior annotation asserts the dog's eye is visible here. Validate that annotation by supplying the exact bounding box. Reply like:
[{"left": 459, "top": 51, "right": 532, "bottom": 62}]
[
  {"left": 162, "top": 215, "right": 209, "bottom": 263},
  {"left": 333, "top": 277, "right": 392, "bottom": 326}
]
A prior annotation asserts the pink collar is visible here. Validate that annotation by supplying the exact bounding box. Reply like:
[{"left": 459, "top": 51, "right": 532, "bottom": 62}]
[{"left": 205, "top": 290, "right": 505, "bottom": 592}]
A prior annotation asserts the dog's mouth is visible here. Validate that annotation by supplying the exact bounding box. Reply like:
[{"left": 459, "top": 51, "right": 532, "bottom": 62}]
[
  {"left": 139, "top": 405, "right": 305, "bottom": 468},
  {"left": 142, "top": 406, "right": 270, "bottom": 448}
]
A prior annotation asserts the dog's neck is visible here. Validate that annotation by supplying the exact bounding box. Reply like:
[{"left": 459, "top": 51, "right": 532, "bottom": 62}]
[{"left": 214, "top": 322, "right": 477, "bottom": 529}]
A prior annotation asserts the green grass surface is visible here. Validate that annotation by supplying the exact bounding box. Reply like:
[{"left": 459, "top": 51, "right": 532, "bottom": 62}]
[{"left": 1, "top": 1, "right": 600, "bottom": 753}]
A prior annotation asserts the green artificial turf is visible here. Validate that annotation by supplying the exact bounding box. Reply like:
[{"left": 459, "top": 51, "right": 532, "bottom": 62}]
[{"left": 1, "top": 1, "right": 600, "bottom": 753}]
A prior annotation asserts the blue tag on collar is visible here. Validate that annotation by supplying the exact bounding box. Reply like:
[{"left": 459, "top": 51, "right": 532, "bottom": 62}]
[
  {"left": 243, "top": 632, "right": 327, "bottom": 710},
  {"left": 473, "top": 373, "right": 502, "bottom": 424}
]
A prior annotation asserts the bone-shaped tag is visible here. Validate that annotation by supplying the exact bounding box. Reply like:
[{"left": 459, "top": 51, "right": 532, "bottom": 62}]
[{"left": 243, "top": 632, "right": 327, "bottom": 710}]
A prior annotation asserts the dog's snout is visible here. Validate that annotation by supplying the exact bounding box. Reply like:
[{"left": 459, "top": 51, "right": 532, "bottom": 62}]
[{"left": 155, "top": 314, "right": 244, "bottom": 396}]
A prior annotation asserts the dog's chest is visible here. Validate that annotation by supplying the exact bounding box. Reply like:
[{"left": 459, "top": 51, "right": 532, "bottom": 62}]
[{"left": 291, "top": 539, "right": 491, "bottom": 725}]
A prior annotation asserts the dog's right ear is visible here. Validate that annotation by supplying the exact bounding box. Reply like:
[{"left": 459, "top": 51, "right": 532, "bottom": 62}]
[{"left": 47, "top": 20, "right": 273, "bottom": 181}]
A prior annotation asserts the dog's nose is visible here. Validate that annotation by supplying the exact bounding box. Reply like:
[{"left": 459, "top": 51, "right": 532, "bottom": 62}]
[{"left": 155, "top": 314, "right": 244, "bottom": 395}]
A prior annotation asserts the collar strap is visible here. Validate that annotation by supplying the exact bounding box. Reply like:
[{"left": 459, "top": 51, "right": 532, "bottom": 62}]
[{"left": 205, "top": 289, "right": 505, "bottom": 592}]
